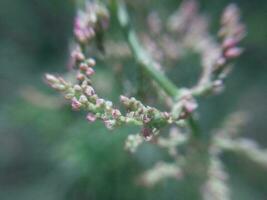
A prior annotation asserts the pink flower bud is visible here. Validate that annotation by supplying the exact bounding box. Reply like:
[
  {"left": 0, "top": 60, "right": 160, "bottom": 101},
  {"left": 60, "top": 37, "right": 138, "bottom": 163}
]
[
  {"left": 71, "top": 49, "right": 85, "bottom": 62},
  {"left": 71, "top": 97, "right": 82, "bottom": 110},
  {"left": 224, "top": 47, "right": 243, "bottom": 59},
  {"left": 86, "top": 113, "right": 96, "bottom": 122},
  {"left": 103, "top": 120, "right": 116, "bottom": 130},
  {"left": 222, "top": 37, "right": 238, "bottom": 49},
  {"left": 85, "top": 86, "right": 95, "bottom": 96},
  {"left": 183, "top": 99, "right": 198, "bottom": 113},
  {"left": 120, "top": 95, "right": 129, "bottom": 103},
  {"left": 79, "top": 62, "right": 88, "bottom": 71},
  {"left": 86, "top": 68, "right": 95, "bottom": 76},
  {"left": 76, "top": 73, "right": 85, "bottom": 81},
  {"left": 96, "top": 98, "right": 105, "bottom": 106},
  {"left": 112, "top": 109, "right": 121, "bottom": 118}
]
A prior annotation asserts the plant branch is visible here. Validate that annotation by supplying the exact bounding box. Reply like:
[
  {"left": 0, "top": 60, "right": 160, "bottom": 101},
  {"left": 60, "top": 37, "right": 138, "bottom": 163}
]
[{"left": 113, "top": 0, "right": 180, "bottom": 99}]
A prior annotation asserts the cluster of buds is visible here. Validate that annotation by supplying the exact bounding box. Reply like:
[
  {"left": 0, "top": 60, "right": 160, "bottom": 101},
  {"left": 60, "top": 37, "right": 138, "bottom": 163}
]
[
  {"left": 139, "top": 162, "right": 183, "bottom": 187},
  {"left": 172, "top": 89, "right": 198, "bottom": 119},
  {"left": 45, "top": 74, "right": 121, "bottom": 129},
  {"left": 45, "top": 74, "right": 183, "bottom": 131},
  {"left": 202, "top": 156, "right": 230, "bottom": 200},
  {"left": 220, "top": 4, "right": 245, "bottom": 60},
  {"left": 45, "top": 74, "right": 71, "bottom": 92},
  {"left": 120, "top": 95, "right": 177, "bottom": 128},
  {"left": 191, "top": 3, "right": 246, "bottom": 96},
  {"left": 124, "top": 134, "right": 143, "bottom": 153},
  {"left": 74, "top": 1, "right": 109, "bottom": 44},
  {"left": 213, "top": 4, "right": 246, "bottom": 78},
  {"left": 71, "top": 46, "right": 96, "bottom": 81}
]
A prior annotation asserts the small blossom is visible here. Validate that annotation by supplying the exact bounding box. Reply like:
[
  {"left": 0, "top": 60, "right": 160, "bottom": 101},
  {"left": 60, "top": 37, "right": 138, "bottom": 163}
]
[
  {"left": 79, "top": 95, "right": 88, "bottom": 103},
  {"left": 71, "top": 97, "right": 82, "bottom": 110},
  {"left": 96, "top": 98, "right": 105, "bottom": 106},
  {"left": 222, "top": 37, "right": 238, "bottom": 49},
  {"left": 45, "top": 74, "right": 58, "bottom": 84},
  {"left": 86, "top": 113, "right": 97, "bottom": 122},
  {"left": 224, "top": 47, "right": 243, "bottom": 59},
  {"left": 183, "top": 99, "right": 198, "bottom": 113},
  {"left": 79, "top": 62, "right": 89, "bottom": 71},
  {"left": 76, "top": 73, "right": 85, "bottom": 81},
  {"left": 64, "top": 93, "right": 74, "bottom": 100},
  {"left": 103, "top": 119, "right": 116, "bottom": 130},
  {"left": 87, "top": 58, "right": 96, "bottom": 67},
  {"left": 112, "top": 109, "right": 121, "bottom": 118},
  {"left": 105, "top": 101, "right": 113, "bottom": 108},
  {"left": 120, "top": 95, "right": 129, "bottom": 103},
  {"left": 74, "top": 84, "right": 82, "bottom": 92},
  {"left": 84, "top": 86, "right": 95, "bottom": 96},
  {"left": 125, "top": 134, "right": 143, "bottom": 153},
  {"left": 86, "top": 68, "right": 95, "bottom": 76},
  {"left": 71, "top": 48, "right": 85, "bottom": 62}
]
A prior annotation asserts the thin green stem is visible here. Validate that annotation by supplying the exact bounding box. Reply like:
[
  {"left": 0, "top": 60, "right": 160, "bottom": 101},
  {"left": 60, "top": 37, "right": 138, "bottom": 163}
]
[
  {"left": 187, "top": 115, "right": 201, "bottom": 138},
  {"left": 114, "top": 0, "right": 179, "bottom": 99}
]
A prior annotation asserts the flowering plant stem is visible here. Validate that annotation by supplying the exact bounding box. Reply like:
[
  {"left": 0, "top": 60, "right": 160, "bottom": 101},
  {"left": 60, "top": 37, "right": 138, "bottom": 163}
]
[
  {"left": 113, "top": 0, "right": 200, "bottom": 137},
  {"left": 113, "top": 0, "right": 180, "bottom": 99}
]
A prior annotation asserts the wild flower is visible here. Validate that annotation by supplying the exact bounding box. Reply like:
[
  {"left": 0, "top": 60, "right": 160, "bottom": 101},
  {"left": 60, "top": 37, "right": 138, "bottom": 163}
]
[{"left": 45, "top": 0, "right": 267, "bottom": 199}]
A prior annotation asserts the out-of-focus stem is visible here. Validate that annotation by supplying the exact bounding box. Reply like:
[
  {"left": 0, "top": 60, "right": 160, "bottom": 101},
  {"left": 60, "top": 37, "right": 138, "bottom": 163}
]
[{"left": 187, "top": 115, "right": 201, "bottom": 138}]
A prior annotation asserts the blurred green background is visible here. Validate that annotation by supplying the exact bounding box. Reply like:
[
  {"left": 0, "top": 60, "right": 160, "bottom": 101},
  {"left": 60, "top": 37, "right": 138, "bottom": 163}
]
[{"left": 0, "top": 0, "right": 266, "bottom": 199}]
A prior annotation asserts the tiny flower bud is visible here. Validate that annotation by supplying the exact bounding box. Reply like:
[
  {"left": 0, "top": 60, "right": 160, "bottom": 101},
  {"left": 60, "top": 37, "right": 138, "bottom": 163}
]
[
  {"left": 54, "top": 84, "right": 66, "bottom": 91},
  {"left": 222, "top": 37, "right": 238, "bottom": 49},
  {"left": 76, "top": 73, "right": 85, "bottom": 81},
  {"left": 163, "top": 112, "right": 170, "bottom": 119},
  {"left": 105, "top": 101, "right": 113, "bottom": 108},
  {"left": 86, "top": 113, "right": 96, "bottom": 122},
  {"left": 71, "top": 50, "right": 85, "bottom": 62},
  {"left": 65, "top": 93, "right": 74, "bottom": 100},
  {"left": 104, "top": 119, "right": 116, "bottom": 130},
  {"left": 224, "top": 47, "right": 243, "bottom": 59},
  {"left": 86, "top": 68, "right": 95, "bottom": 76},
  {"left": 183, "top": 99, "right": 198, "bottom": 113},
  {"left": 96, "top": 98, "right": 105, "bottom": 106},
  {"left": 79, "top": 62, "right": 88, "bottom": 71},
  {"left": 71, "top": 97, "right": 82, "bottom": 110},
  {"left": 45, "top": 74, "right": 58, "bottom": 84},
  {"left": 112, "top": 109, "right": 121, "bottom": 118},
  {"left": 84, "top": 86, "right": 95, "bottom": 96},
  {"left": 87, "top": 58, "right": 96, "bottom": 67},
  {"left": 79, "top": 95, "right": 88, "bottom": 103},
  {"left": 120, "top": 95, "right": 129, "bottom": 103},
  {"left": 74, "top": 84, "right": 82, "bottom": 92}
]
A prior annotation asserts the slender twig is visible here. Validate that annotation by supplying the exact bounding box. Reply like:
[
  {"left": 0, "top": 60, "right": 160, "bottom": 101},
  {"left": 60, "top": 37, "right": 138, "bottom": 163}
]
[{"left": 113, "top": 0, "right": 180, "bottom": 99}]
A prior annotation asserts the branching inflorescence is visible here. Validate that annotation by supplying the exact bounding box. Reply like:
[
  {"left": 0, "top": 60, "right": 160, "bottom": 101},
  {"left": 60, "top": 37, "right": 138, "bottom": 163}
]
[{"left": 45, "top": 0, "right": 267, "bottom": 199}]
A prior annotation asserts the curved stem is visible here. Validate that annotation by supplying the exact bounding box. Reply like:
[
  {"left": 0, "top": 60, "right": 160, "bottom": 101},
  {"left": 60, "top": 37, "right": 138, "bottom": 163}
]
[{"left": 114, "top": 0, "right": 180, "bottom": 99}]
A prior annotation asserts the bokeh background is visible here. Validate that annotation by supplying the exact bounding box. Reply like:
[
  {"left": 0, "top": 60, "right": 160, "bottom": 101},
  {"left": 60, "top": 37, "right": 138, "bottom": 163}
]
[{"left": 0, "top": 0, "right": 266, "bottom": 199}]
